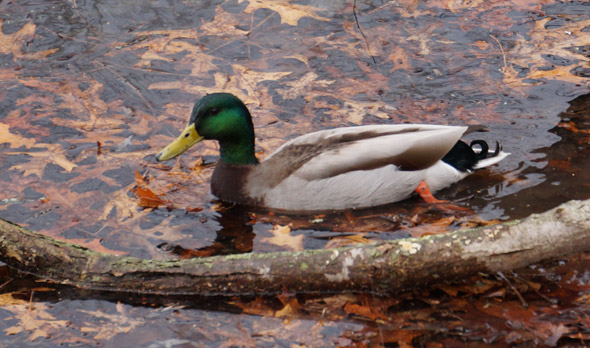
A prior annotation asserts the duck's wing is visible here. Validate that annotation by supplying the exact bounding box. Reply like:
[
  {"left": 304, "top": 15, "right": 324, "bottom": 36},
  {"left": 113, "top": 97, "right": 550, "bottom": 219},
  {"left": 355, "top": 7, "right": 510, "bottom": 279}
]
[{"left": 263, "top": 124, "right": 467, "bottom": 182}]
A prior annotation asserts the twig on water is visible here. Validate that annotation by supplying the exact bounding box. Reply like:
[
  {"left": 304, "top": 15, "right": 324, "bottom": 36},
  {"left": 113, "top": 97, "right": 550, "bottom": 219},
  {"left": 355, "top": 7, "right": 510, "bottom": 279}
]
[
  {"left": 490, "top": 35, "right": 508, "bottom": 70},
  {"left": 353, "top": 0, "right": 377, "bottom": 65},
  {"left": 497, "top": 271, "right": 528, "bottom": 308}
]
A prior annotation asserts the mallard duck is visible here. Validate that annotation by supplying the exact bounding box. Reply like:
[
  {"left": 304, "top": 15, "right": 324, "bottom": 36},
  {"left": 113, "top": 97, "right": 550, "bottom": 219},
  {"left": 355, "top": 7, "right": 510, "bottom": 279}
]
[{"left": 156, "top": 93, "right": 509, "bottom": 212}]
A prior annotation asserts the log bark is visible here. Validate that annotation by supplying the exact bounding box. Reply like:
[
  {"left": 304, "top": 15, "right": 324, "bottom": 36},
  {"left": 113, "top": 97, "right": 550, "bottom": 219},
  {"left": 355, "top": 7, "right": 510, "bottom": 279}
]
[{"left": 0, "top": 199, "right": 589, "bottom": 295}]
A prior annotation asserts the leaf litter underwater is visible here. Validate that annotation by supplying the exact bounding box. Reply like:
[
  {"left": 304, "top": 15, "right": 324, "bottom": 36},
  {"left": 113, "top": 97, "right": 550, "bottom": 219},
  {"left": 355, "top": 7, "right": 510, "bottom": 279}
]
[{"left": 1, "top": 0, "right": 590, "bottom": 346}]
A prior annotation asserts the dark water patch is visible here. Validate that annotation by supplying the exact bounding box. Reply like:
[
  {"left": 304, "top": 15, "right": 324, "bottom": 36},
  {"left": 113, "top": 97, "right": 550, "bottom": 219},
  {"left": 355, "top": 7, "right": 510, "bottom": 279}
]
[
  {"left": 139, "top": 210, "right": 168, "bottom": 230},
  {"left": 63, "top": 222, "right": 105, "bottom": 239},
  {"left": 267, "top": 57, "right": 308, "bottom": 72},
  {"left": 30, "top": 118, "right": 85, "bottom": 143},
  {"left": 0, "top": 203, "right": 60, "bottom": 230},
  {"left": 104, "top": 135, "right": 151, "bottom": 153},
  {"left": 65, "top": 142, "right": 99, "bottom": 158},
  {"left": 566, "top": 45, "right": 590, "bottom": 59},
  {"left": 496, "top": 93, "right": 590, "bottom": 218},
  {"left": 543, "top": 1, "right": 590, "bottom": 29},
  {"left": 102, "top": 166, "right": 136, "bottom": 187},
  {"left": 42, "top": 163, "right": 80, "bottom": 183},
  {"left": 542, "top": 54, "right": 578, "bottom": 67},
  {"left": 219, "top": 40, "right": 266, "bottom": 62},
  {"left": 90, "top": 63, "right": 162, "bottom": 112},
  {"left": 250, "top": 6, "right": 284, "bottom": 29},
  {"left": 23, "top": 187, "right": 45, "bottom": 200},
  {"left": 571, "top": 66, "right": 590, "bottom": 78},
  {"left": 53, "top": 107, "right": 82, "bottom": 120},
  {"left": 0, "top": 153, "right": 30, "bottom": 172},
  {"left": 0, "top": 204, "right": 33, "bottom": 224},
  {"left": 70, "top": 178, "right": 117, "bottom": 193},
  {"left": 113, "top": 130, "right": 151, "bottom": 142},
  {"left": 76, "top": 154, "right": 97, "bottom": 165}
]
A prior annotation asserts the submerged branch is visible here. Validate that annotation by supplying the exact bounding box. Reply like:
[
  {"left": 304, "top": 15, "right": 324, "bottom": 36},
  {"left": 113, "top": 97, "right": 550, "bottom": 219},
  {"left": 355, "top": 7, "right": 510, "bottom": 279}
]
[{"left": 0, "top": 199, "right": 589, "bottom": 295}]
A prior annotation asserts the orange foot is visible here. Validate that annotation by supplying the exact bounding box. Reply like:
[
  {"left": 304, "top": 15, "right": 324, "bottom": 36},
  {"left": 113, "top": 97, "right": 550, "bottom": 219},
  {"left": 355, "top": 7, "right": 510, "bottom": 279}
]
[
  {"left": 415, "top": 181, "right": 447, "bottom": 204},
  {"left": 414, "top": 181, "right": 471, "bottom": 212}
]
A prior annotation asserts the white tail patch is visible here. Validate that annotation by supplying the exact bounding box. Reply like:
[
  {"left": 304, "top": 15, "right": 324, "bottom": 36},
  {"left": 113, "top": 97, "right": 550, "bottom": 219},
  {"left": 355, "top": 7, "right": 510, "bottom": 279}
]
[{"left": 474, "top": 151, "right": 510, "bottom": 169}]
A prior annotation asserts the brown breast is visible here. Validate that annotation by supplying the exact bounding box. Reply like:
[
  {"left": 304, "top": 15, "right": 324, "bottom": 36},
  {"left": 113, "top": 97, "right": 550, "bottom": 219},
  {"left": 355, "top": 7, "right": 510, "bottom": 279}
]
[{"left": 210, "top": 161, "right": 262, "bottom": 206}]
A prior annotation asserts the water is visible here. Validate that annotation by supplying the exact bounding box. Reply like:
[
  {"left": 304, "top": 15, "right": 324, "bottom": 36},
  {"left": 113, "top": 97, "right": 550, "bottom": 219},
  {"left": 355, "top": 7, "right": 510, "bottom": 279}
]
[
  {"left": 1, "top": 0, "right": 588, "bottom": 266},
  {"left": 0, "top": 0, "right": 589, "bottom": 345}
]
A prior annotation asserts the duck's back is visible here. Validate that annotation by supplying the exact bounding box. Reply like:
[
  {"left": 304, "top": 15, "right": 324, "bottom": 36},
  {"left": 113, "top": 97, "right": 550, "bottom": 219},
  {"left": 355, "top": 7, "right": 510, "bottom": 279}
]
[{"left": 237, "top": 124, "right": 467, "bottom": 211}]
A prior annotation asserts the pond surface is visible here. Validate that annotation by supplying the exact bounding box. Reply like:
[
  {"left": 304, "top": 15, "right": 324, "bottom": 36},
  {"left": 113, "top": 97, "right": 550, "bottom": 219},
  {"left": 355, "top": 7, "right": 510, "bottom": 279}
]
[{"left": 0, "top": 0, "right": 589, "bottom": 346}]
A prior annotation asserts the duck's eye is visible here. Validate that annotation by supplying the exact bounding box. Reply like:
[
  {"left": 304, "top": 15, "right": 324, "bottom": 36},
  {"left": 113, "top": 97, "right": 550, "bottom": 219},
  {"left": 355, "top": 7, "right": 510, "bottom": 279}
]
[
  {"left": 184, "top": 133, "right": 190, "bottom": 138},
  {"left": 208, "top": 107, "right": 220, "bottom": 116}
]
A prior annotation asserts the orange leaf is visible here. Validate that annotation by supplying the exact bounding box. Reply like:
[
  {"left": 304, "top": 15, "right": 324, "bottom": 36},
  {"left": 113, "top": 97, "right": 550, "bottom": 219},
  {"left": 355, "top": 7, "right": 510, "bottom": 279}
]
[
  {"left": 133, "top": 171, "right": 173, "bottom": 208},
  {"left": 408, "top": 216, "right": 457, "bottom": 238},
  {"left": 343, "top": 302, "right": 389, "bottom": 321},
  {"left": 381, "top": 329, "right": 423, "bottom": 348},
  {"left": 134, "top": 171, "right": 148, "bottom": 186},
  {"left": 135, "top": 186, "right": 170, "bottom": 208}
]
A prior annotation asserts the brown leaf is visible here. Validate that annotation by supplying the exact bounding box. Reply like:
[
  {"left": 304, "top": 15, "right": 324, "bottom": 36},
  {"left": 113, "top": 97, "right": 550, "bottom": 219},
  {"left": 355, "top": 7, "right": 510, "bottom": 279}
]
[
  {"left": 3, "top": 303, "right": 69, "bottom": 341},
  {"left": 475, "top": 300, "right": 536, "bottom": 323},
  {"left": 231, "top": 297, "right": 276, "bottom": 317},
  {"left": 242, "top": 0, "right": 329, "bottom": 26},
  {"left": 381, "top": 329, "right": 423, "bottom": 348},
  {"left": 77, "top": 302, "right": 144, "bottom": 340},
  {"left": 325, "top": 234, "right": 372, "bottom": 249},
  {"left": 275, "top": 293, "right": 300, "bottom": 318},
  {"left": 407, "top": 216, "right": 457, "bottom": 238},
  {"left": 0, "top": 20, "right": 58, "bottom": 59},
  {"left": 343, "top": 302, "right": 389, "bottom": 321}
]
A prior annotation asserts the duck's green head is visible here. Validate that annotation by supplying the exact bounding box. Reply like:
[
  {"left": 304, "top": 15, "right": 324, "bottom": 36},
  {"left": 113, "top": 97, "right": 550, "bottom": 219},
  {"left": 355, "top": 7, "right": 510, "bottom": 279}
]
[{"left": 156, "top": 93, "right": 258, "bottom": 165}]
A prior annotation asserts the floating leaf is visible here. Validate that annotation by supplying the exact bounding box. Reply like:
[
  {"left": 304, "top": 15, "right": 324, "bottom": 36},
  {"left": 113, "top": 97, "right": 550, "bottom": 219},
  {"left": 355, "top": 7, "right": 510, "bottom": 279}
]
[
  {"left": 0, "top": 20, "right": 58, "bottom": 59},
  {"left": 135, "top": 186, "right": 170, "bottom": 209},
  {"left": 4, "top": 303, "right": 70, "bottom": 341},
  {"left": 261, "top": 224, "right": 303, "bottom": 251},
  {"left": 241, "top": 0, "right": 330, "bottom": 26}
]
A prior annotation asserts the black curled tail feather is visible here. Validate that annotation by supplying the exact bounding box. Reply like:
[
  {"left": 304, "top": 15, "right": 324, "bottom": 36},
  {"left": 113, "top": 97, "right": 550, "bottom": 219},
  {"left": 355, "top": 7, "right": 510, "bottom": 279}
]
[
  {"left": 469, "top": 140, "right": 489, "bottom": 160},
  {"left": 442, "top": 139, "right": 501, "bottom": 172},
  {"left": 470, "top": 140, "right": 503, "bottom": 162},
  {"left": 471, "top": 140, "right": 502, "bottom": 159}
]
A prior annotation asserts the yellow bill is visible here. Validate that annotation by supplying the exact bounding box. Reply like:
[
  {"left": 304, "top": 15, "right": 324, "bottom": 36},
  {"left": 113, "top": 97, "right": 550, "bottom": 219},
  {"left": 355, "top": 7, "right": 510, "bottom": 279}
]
[{"left": 156, "top": 123, "right": 204, "bottom": 161}]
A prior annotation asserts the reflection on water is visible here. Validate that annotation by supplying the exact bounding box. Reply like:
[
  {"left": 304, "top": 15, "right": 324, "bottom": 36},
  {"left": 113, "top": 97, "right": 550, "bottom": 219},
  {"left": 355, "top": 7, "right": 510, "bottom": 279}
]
[
  {"left": 498, "top": 92, "right": 590, "bottom": 218},
  {"left": 158, "top": 205, "right": 254, "bottom": 258}
]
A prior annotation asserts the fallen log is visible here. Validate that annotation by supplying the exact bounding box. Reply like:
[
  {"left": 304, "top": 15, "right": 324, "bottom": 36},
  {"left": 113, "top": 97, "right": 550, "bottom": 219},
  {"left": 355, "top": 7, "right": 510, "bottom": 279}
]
[{"left": 0, "top": 199, "right": 589, "bottom": 295}]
